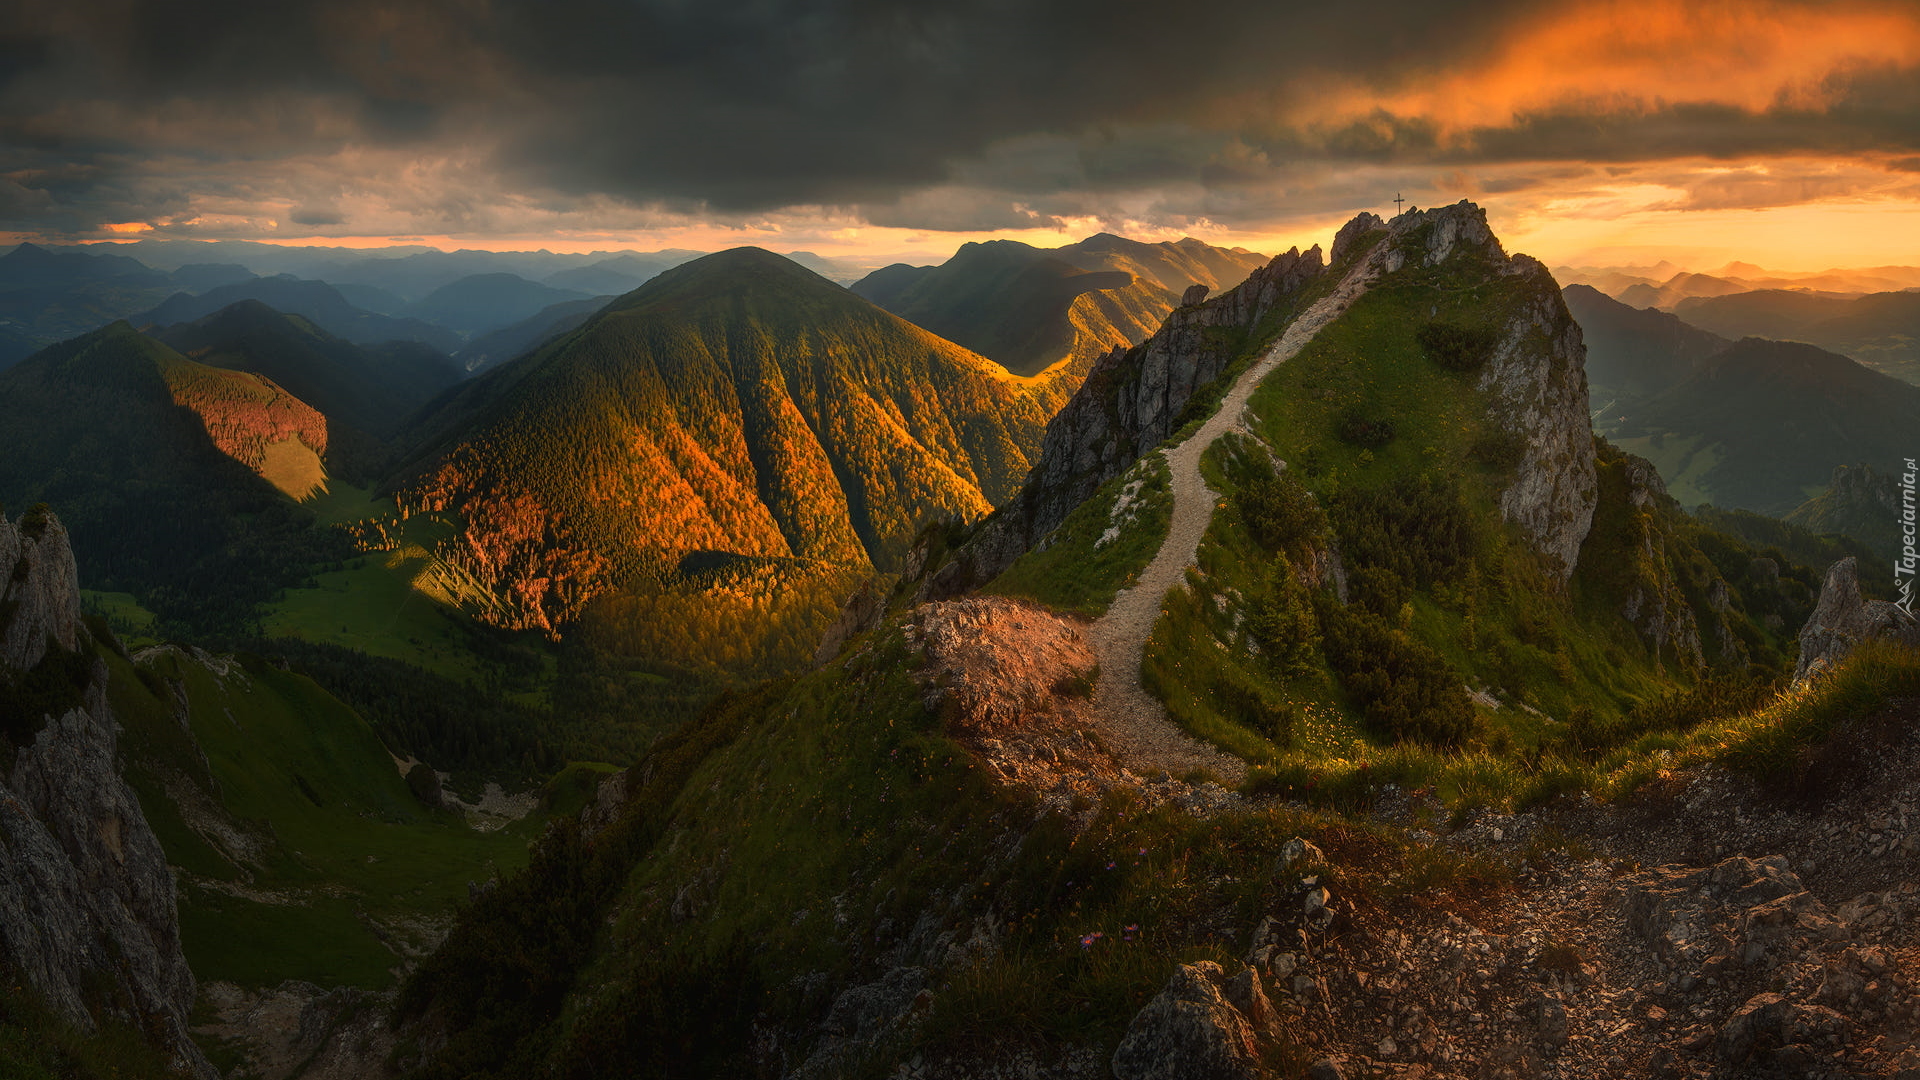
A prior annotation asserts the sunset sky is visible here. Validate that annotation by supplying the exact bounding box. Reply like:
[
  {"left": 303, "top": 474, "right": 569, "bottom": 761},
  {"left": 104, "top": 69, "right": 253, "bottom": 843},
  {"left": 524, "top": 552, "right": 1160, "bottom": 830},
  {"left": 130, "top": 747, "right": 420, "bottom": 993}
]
[{"left": 4, "top": 0, "right": 1920, "bottom": 270}]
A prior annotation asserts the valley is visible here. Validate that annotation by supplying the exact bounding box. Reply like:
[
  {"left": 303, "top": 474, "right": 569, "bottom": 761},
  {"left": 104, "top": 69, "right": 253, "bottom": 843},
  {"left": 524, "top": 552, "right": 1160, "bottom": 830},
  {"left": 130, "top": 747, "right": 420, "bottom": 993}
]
[{"left": 0, "top": 203, "right": 1917, "bottom": 1080}]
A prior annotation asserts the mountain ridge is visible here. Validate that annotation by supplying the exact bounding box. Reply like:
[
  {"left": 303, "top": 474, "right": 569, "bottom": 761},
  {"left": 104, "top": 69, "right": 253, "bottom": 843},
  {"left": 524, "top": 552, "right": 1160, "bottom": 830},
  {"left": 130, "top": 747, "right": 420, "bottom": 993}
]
[{"left": 390, "top": 246, "right": 1050, "bottom": 648}]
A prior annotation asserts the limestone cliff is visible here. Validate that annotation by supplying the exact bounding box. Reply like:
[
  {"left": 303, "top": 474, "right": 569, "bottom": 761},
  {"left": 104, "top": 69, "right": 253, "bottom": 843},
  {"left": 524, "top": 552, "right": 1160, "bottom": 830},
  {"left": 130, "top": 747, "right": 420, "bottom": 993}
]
[
  {"left": 1794, "top": 556, "right": 1920, "bottom": 684},
  {"left": 1477, "top": 254, "right": 1598, "bottom": 581},
  {"left": 0, "top": 507, "right": 214, "bottom": 1078},
  {"left": 0, "top": 506, "right": 82, "bottom": 670}
]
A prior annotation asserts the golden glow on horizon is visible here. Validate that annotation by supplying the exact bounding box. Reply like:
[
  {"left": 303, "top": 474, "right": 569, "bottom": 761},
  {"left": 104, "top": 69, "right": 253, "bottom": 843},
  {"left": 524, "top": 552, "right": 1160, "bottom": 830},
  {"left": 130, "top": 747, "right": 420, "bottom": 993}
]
[
  {"left": 98, "top": 222, "right": 153, "bottom": 234},
  {"left": 38, "top": 189, "right": 1920, "bottom": 277}
]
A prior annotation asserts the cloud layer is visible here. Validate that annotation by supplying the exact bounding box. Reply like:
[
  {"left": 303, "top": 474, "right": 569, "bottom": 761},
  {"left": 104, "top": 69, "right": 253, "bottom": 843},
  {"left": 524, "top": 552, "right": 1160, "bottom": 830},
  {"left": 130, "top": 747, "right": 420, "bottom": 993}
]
[{"left": 4, "top": 0, "right": 1920, "bottom": 246}]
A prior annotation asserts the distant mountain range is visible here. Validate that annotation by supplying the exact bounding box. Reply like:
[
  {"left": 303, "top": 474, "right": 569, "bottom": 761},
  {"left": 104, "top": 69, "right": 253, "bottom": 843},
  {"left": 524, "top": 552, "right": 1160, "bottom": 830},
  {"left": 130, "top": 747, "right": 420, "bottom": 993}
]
[
  {"left": 1672, "top": 289, "right": 1920, "bottom": 385},
  {"left": 1567, "top": 284, "right": 1920, "bottom": 524},
  {"left": 852, "top": 233, "right": 1267, "bottom": 379},
  {"left": 151, "top": 300, "right": 463, "bottom": 444},
  {"left": 1556, "top": 260, "right": 1920, "bottom": 307},
  {"left": 136, "top": 276, "right": 464, "bottom": 353},
  {"left": 1556, "top": 262, "right": 1920, "bottom": 386}
]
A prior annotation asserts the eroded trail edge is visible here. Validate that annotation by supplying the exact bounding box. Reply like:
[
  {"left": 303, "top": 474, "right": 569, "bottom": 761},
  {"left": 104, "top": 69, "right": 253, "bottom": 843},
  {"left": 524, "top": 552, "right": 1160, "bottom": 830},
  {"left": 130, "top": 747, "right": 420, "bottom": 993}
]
[{"left": 1088, "top": 261, "right": 1378, "bottom": 783}]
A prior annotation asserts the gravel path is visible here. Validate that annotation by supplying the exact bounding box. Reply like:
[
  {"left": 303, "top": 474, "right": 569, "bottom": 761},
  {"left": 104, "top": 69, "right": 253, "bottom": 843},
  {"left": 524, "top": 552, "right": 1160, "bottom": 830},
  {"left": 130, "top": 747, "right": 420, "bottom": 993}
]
[{"left": 1088, "top": 260, "right": 1379, "bottom": 784}]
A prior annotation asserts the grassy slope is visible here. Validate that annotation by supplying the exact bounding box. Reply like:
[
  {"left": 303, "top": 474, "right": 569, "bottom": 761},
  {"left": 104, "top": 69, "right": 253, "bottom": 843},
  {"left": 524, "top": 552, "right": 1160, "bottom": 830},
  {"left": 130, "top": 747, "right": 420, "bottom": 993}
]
[
  {"left": 1130, "top": 236, "right": 1818, "bottom": 810},
  {"left": 399, "top": 621, "right": 1518, "bottom": 1078},
  {"left": 983, "top": 454, "right": 1174, "bottom": 617},
  {"left": 260, "top": 484, "right": 519, "bottom": 686},
  {"left": 392, "top": 249, "right": 1048, "bottom": 660},
  {"left": 109, "top": 645, "right": 546, "bottom": 991}
]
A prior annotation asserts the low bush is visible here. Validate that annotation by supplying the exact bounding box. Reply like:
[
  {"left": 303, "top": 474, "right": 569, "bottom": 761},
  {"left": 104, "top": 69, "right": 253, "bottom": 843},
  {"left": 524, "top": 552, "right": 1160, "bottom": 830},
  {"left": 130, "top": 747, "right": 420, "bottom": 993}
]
[{"left": 1416, "top": 321, "right": 1501, "bottom": 373}]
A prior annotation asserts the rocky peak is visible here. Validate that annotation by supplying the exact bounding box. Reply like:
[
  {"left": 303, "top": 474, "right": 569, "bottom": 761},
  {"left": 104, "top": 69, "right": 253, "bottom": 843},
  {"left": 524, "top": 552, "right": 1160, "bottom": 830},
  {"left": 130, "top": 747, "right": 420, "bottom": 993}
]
[
  {"left": 1330, "top": 212, "right": 1386, "bottom": 264},
  {"left": 0, "top": 507, "right": 214, "bottom": 1078},
  {"left": 1794, "top": 556, "right": 1920, "bottom": 684},
  {"left": 0, "top": 505, "right": 83, "bottom": 670},
  {"left": 1377, "top": 200, "right": 1506, "bottom": 272},
  {"left": 1368, "top": 201, "right": 1597, "bottom": 580}
]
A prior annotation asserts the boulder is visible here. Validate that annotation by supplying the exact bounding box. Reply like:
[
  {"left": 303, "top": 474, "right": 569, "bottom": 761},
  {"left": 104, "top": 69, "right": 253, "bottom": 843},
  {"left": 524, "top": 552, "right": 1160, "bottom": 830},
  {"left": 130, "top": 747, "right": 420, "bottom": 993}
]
[{"left": 1113, "top": 962, "right": 1271, "bottom": 1080}]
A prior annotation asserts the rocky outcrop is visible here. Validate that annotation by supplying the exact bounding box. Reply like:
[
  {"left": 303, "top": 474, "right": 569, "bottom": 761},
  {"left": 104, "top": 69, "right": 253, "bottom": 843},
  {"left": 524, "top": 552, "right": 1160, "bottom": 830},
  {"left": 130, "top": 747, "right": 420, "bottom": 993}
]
[
  {"left": 197, "top": 980, "right": 399, "bottom": 1080},
  {"left": 0, "top": 506, "right": 82, "bottom": 670},
  {"left": 0, "top": 508, "right": 214, "bottom": 1078},
  {"left": 1111, "top": 961, "right": 1272, "bottom": 1080},
  {"left": 1478, "top": 255, "right": 1598, "bottom": 582},
  {"left": 1794, "top": 556, "right": 1920, "bottom": 684}
]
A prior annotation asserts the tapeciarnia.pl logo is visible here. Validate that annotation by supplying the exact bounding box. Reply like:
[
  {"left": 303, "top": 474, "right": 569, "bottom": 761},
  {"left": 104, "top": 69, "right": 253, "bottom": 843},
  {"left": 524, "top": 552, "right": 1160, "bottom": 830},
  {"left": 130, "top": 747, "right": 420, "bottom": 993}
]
[{"left": 1900, "top": 457, "right": 1917, "bottom": 618}]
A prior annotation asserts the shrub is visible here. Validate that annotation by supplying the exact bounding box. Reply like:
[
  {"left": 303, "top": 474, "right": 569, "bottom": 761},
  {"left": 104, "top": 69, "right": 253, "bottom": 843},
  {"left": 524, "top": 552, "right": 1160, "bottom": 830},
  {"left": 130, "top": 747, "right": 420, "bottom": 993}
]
[
  {"left": 1331, "top": 475, "right": 1476, "bottom": 589},
  {"left": 1213, "top": 675, "right": 1295, "bottom": 744},
  {"left": 1469, "top": 430, "right": 1525, "bottom": 471},
  {"left": 1246, "top": 557, "right": 1320, "bottom": 676},
  {"left": 1416, "top": 321, "right": 1501, "bottom": 373},
  {"left": 1348, "top": 564, "right": 1409, "bottom": 620},
  {"left": 1318, "top": 599, "right": 1472, "bottom": 746},
  {"left": 1335, "top": 408, "right": 1395, "bottom": 449},
  {"left": 1235, "top": 469, "right": 1327, "bottom": 553}
]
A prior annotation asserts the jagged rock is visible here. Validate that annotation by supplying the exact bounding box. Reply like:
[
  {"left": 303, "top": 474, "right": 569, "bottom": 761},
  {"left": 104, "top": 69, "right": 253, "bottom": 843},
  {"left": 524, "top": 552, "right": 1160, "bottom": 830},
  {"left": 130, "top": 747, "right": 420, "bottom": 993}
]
[
  {"left": 1794, "top": 556, "right": 1920, "bottom": 684},
  {"left": 791, "top": 966, "right": 929, "bottom": 1079},
  {"left": 1330, "top": 213, "right": 1385, "bottom": 264},
  {"left": 1625, "top": 855, "right": 1803, "bottom": 965},
  {"left": 1306, "top": 1060, "right": 1346, "bottom": 1080},
  {"left": 1464, "top": 252, "right": 1597, "bottom": 580},
  {"left": 1278, "top": 837, "right": 1325, "bottom": 870},
  {"left": 1717, "top": 992, "right": 1791, "bottom": 1063},
  {"left": 1715, "top": 992, "right": 1849, "bottom": 1064},
  {"left": 1531, "top": 991, "right": 1569, "bottom": 1050},
  {"left": 1112, "top": 962, "right": 1270, "bottom": 1080},
  {"left": 579, "top": 767, "right": 629, "bottom": 840},
  {"left": 197, "top": 980, "right": 398, "bottom": 1080},
  {"left": 1223, "top": 966, "right": 1278, "bottom": 1036},
  {"left": 0, "top": 510, "right": 213, "bottom": 1079},
  {"left": 0, "top": 508, "right": 83, "bottom": 670},
  {"left": 1182, "top": 284, "right": 1211, "bottom": 306}
]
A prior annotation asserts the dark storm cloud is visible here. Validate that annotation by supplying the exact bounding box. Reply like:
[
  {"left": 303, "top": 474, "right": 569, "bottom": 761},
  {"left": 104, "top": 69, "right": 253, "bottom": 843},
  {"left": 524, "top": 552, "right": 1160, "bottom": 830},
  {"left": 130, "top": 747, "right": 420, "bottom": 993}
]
[
  {"left": 0, "top": 0, "right": 1532, "bottom": 227},
  {"left": 3, "top": 0, "right": 1920, "bottom": 236}
]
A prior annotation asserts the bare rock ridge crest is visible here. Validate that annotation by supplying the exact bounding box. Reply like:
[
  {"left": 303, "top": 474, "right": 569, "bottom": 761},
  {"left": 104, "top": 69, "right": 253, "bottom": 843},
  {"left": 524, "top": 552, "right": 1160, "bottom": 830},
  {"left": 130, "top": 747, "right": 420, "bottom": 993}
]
[{"left": 0, "top": 508, "right": 215, "bottom": 1079}]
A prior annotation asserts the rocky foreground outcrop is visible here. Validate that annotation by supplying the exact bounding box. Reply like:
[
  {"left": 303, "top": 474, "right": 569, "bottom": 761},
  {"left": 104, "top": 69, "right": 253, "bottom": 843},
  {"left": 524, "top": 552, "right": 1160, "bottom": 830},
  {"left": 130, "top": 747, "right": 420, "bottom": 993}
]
[
  {"left": 0, "top": 507, "right": 214, "bottom": 1078},
  {"left": 1795, "top": 556, "right": 1920, "bottom": 684}
]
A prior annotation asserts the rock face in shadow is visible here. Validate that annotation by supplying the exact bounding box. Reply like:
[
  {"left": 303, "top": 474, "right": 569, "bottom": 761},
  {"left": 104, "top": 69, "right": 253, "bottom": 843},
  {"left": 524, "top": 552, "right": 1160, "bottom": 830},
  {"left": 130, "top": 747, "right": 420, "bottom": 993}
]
[
  {"left": 1794, "top": 556, "right": 1920, "bottom": 684},
  {"left": 0, "top": 507, "right": 82, "bottom": 670},
  {"left": 0, "top": 507, "right": 214, "bottom": 1078}
]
